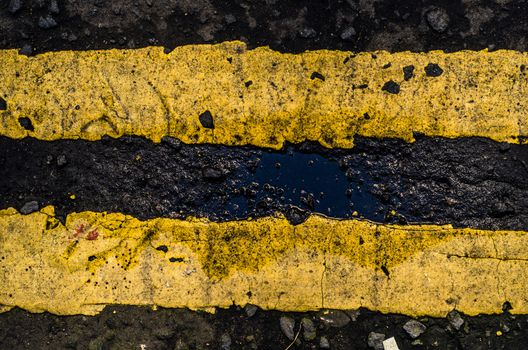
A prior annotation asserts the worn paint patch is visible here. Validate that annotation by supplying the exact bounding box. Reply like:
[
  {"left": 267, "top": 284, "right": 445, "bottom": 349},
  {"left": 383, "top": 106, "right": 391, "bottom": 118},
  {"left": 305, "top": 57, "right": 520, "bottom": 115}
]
[
  {"left": 0, "top": 42, "right": 527, "bottom": 148},
  {"left": 0, "top": 207, "right": 527, "bottom": 317}
]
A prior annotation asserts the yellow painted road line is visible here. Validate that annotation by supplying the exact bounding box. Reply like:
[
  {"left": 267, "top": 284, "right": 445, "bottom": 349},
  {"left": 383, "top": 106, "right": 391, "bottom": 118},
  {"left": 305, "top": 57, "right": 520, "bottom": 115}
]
[
  {"left": 0, "top": 206, "right": 526, "bottom": 316},
  {"left": 0, "top": 42, "right": 527, "bottom": 148}
]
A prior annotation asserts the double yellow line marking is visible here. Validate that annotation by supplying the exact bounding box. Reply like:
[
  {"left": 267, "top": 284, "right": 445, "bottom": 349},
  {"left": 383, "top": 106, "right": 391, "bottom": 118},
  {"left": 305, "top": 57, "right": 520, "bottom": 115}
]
[{"left": 1, "top": 43, "right": 526, "bottom": 317}]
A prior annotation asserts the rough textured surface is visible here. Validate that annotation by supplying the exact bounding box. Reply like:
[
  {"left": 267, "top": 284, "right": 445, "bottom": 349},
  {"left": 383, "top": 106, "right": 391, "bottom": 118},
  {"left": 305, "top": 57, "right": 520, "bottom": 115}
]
[
  {"left": 1, "top": 136, "right": 527, "bottom": 230},
  {"left": 1, "top": 0, "right": 528, "bottom": 54},
  {"left": 2, "top": 305, "right": 527, "bottom": 350},
  {"left": 1, "top": 0, "right": 528, "bottom": 348},
  {"left": 1, "top": 43, "right": 527, "bottom": 148},
  {"left": 1, "top": 207, "right": 528, "bottom": 317}
]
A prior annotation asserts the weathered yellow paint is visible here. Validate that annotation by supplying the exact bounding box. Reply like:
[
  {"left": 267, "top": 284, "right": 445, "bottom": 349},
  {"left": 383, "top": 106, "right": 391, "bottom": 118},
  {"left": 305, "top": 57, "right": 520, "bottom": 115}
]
[
  {"left": 0, "top": 42, "right": 527, "bottom": 148},
  {"left": 1, "top": 206, "right": 527, "bottom": 317}
]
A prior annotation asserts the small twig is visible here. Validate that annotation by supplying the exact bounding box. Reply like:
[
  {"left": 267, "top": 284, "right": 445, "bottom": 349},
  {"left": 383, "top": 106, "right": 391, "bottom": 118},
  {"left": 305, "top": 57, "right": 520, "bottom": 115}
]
[{"left": 284, "top": 323, "right": 302, "bottom": 350}]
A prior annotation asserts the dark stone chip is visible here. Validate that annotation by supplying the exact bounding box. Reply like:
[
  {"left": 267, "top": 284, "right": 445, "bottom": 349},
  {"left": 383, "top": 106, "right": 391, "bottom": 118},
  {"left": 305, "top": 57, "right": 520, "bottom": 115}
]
[
  {"left": 425, "top": 63, "right": 443, "bottom": 77},
  {"left": 161, "top": 136, "right": 182, "bottom": 151},
  {"left": 285, "top": 206, "right": 310, "bottom": 225},
  {"left": 199, "top": 110, "right": 214, "bottom": 129},
  {"left": 403, "top": 65, "right": 415, "bottom": 81},
  {"left": 18, "top": 117, "right": 34, "bottom": 131},
  {"left": 19, "top": 44, "right": 32, "bottom": 56},
  {"left": 49, "top": 0, "right": 59, "bottom": 14},
  {"left": 202, "top": 167, "right": 224, "bottom": 180},
  {"left": 245, "top": 81, "right": 253, "bottom": 87},
  {"left": 88, "top": 255, "right": 96, "bottom": 261},
  {"left": 0, "top": 97, "right": 6, "bottom": 110},
  {"left": 502, "top": 301, "right": 513, "bottom": 313},
  {"left": 380, "top": 265, "right": 390, "bottom": 277},
  {"left": 156, "top": 245, "right": 168, "bottom": 253},
  {"left": 310, "top": 72, "right": 325, "bottom": 81},
  {"left": 38, "top": 15, "right": 58, "bottom": 29},
  {"left": 20, "top": 201, "right": 38, "bottom": 214},
  {"left": 169, "top": 257, "right": 184, "bottom": 263},
  {"left": 8, "top": 0, "right": 23, "bottom": 14},
  {"left": 381, "top": 80, "right": 400, "bottom": 94}
]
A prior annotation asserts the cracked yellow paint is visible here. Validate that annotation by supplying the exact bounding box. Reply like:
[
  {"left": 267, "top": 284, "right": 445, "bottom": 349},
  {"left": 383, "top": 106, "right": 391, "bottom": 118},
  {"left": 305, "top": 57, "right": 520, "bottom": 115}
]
[
  {"left": 0, "top": 42, "right": 527, "bottom": 148},
  {"left": 1, "top": 207, "right": 527, "bottom": 317}
]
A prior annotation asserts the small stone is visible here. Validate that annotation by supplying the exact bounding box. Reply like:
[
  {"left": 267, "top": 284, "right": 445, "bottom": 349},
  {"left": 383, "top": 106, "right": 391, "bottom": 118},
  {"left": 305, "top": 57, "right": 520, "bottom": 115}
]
[
  {"left": 20, "top": 201, "right": 39, "bottom": 214},
  {"left": 299, "top": 28, "right": 317, "bottom": 38},
  {"left": 320, "top": 336, "right": 330, "bottom": 348},
  {"left": 340, "top": 26, "right": 356, "bottom": 41},
  {"left": 368, "top": 332, "right": 385, "bottom": 350},
  {"left": 202, "top": 167, "right": 225, "bottom": 180},
  {"left": 68, "top": 33, "right": 78, "bottom": 42},
  {"left": 346, "top": 309, "right": 360, "bottom": 321},
  {"left": 8, "top": 0, "right": 23, "bottom": 14},
  {"left": 280, "top": 316, "right": 296, "bottom": 340},
  {"left": 424, "top": 63, "right": 443, "bottom": 77},
  {"left": 156, "top": 245, "right": 168, "bottom": 253},
  {"left": 245, "top": 304, "right": 258, "bottom": 317},
  {"left": 403, "top": 65, "right": 415, "bottom": 81},
  {"left": 285, "top": 206, "right": 309, "bottom": 225},
  {"left": 161, "top": 136, "right": 182, "bottom": 151},
  {"left": 502, "top": 301, "right": 513, "bottom": 313},
  {"left": 105, "top": 317, "right": 120, "bottom": 329},
  {"left": 18, "top": 117, "right": 34, "bottom": 131},
  {"left": 426, "top": 8, "right": 449, "bottom": 33},
  {"left": 173, "top": 339, "right": 188, "bottom": 350},
  {"left": 88, "top": 337, "right": 105, "bottom": 350},
  {"left": 49, "top": 0, "right": 59, "bottom": 14},
  {"left": 19, "top": 44, "right": 32, "bottom": 56},
  {"left": 447, "top": 310, "right": 464, "bottom": 330},
  {"left": 310, "top": 72, "right": 325, "bottom": 81},
  {"left": 225, "top": 14, "right": 237, "bottom": 24},
  {"left": 38, "top": 15, "right": 58, "bottom": 29},
  {"left": 57, "top": 154, "right": 67, "bottom": 167},
  {"left": 199, "top": 110, "right": 214, "bottom": 129},
  {"left": 382, "top": 337, "right": 400, "bottom": 350},
  {"left": 220, "top": 333, "right": 232, "bottom": 350},
  {"left": 154, "top": 327, "right": 174, "bottom": 340},
  {"left": 382, "top": 80, "right": 400, "bottom": 94},
  {"left": 318, "top": 310, "right": 351, "bottom": 328},
  {"left": 301, "top": 318, "right": 317, "bottom": 341},
  {"left": 403, "top": 320, "right": 426, "bottom": 339}
]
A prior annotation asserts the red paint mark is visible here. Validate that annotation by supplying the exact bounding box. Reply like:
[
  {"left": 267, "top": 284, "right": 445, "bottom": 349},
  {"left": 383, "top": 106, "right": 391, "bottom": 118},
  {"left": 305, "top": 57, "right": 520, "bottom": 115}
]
[
  {"left": 86, "top": 229, "right": 99, "bottom": 241},
  {"left": 74, "top": 224, "right": 85, "bottom": 238}
]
